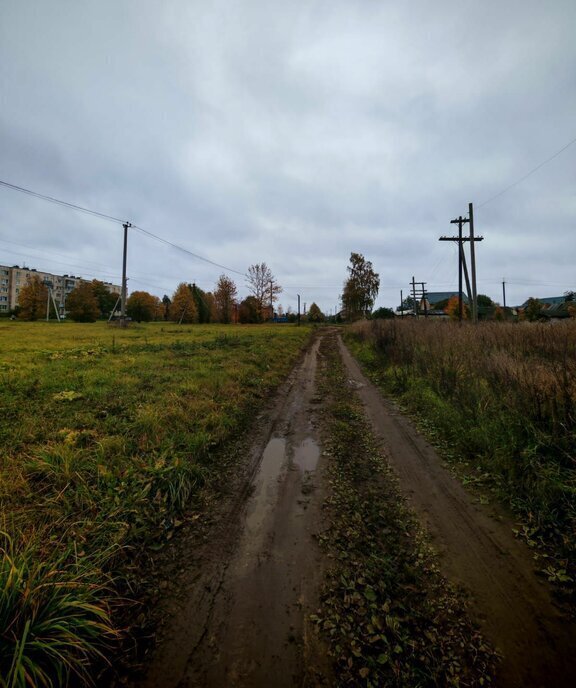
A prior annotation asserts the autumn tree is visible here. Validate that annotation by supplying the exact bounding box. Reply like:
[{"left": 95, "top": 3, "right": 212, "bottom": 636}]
[
  {"left": 190, "top": 283, "right": 212, "bottom": 323},
  {"left": 169, "top": 283, "right": 198, "bottom": 323},
  {"left": 214, "top": 274, "right": 238, "bottom": 323},
  {"left": 203, "top": 291, "right": 216, "bottom": 322},
  {"left": 90, "top": 280, "right": 116, "bottom": 318},
  {"left": 444, "top": 296, "right": 470, "bottom": 321},
  {"left": 307, "top": 302, "right": 325, "bottom": 323},
  {"left": 372, "top": 306, "right": 395, "bottom": 319},
  {"left": 126, "top": 290, "right": 158, "bottom": 322},
  {"left": 523, "top": 297, "right": 542, "bottom": 322},
  {"left": 246, "top": 263, "right": 282, "bottom": 321},
  {"left": 341, "top": 252, "right": 379, "bottom": 320},
  {"left": 477, "top": 294, "right": 494, "bottom": 308},
  {"left": 66, "top": 282, "right": 100, "bottom": 322},
  {"left": 238, "top": 296, "right": 260, "bottom": 323},
  {"left": 18, "top": 275, "right": 48, "bottom": 320}
]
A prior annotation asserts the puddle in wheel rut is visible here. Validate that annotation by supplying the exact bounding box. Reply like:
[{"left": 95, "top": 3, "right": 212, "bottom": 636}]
[
  {"left": 292, "top": 437, "right": 320, "bottom": 472},
  {"left": 244, "top": 437, "right": 287, "bottom": 539}
]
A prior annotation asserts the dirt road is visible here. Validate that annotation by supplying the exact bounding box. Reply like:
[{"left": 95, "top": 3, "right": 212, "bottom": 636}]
[
  {"left": 139, "top": 334, "right": 330, "bottom": 687},
  {"left": 137, "top": 329, "right": 576, "bottom": 687},
  {"left": 338, "top": 335, "right": 576, "bottom": 688}
]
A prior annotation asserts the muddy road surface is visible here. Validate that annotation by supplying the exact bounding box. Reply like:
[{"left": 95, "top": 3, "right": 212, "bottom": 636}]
[
  {"left": 136, "top": 329, "right": 576, "bottom": 688},
  {"left": 139, "top": 334, "right": 330, "bottom": 687}
]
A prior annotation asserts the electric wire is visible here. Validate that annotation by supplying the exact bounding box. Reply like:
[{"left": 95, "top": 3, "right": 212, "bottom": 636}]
[
  {"left": 477, "top": 134, "right": 576, "bottom": 209},
  {"left": 0, "top": 179, "right": 126, "bottom": 224},
  {"left": 130, "top": 224, "right": 245, "bottom": 277},
  {"left": 0, "top": 178, "right": 247, "bottom": 277}
]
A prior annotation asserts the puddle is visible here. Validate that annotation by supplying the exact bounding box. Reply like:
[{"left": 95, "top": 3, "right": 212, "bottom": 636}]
[
  {"left": 245, "top": 437, "right": 287, "bottom": 534},
  {"left": 293, "top": 437, "right": 320, "bottom": 472}
]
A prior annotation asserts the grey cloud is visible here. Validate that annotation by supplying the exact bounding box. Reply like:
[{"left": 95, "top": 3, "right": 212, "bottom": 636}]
[{"left": 1, "top": 0, "right": 575, "bottom": 312}]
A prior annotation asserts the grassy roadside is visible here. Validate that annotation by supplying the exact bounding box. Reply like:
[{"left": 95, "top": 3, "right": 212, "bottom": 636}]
[
  {"left": 344, "top": 319, "right": 576, "bottom": 608},
  {"left": 312, "top": 332, "right": 496, "bottom": 687},
  {"left": 0, "top": 321, "right": 311, "bottom": 686}
]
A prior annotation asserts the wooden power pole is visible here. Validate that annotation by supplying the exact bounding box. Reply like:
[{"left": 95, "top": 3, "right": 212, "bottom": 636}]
[
  {"left": 120, "top": 222, "right": 132, "bottom": 327},
  {"left": 440, "top": 211, "right": 483, "bottom": 323}
]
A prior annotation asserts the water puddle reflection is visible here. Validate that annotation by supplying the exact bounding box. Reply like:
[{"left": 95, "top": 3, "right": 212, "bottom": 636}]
[
  {"left": 245, "top": 437, "right": 286, "bottom": 533},
  {"left": 293, "top": 437, "right": 320, "bottom": 472}
]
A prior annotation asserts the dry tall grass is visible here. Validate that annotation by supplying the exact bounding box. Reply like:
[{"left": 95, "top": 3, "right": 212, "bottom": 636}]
[{"left": 346, "top": 319, "right": 576, "bottom": 592}]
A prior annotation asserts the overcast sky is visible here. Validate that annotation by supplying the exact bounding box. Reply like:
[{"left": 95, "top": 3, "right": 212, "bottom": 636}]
[{"left": 1, "top": 0, "right": 575, "bottom": 313}]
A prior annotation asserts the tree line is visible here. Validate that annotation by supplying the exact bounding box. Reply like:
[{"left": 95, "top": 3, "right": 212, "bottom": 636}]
[{"left": 12, "top": 262, "right": 326, "bottom": 324}]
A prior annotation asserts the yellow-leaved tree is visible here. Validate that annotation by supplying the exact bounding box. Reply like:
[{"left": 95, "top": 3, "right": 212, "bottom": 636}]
[
  {"left": 18, "top": 275, "right": 48, "bottom": 320},
  {"left": 169, "top": 283, "right": 198, "bottom": 323},
  {"left": 444, "top": 296, "right": 469, "bottom": 321}
]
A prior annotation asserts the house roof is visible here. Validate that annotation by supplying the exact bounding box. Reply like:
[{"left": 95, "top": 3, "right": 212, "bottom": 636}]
[
  {"left": 540, "top": 301, "right": 572, "bottom": 318},
  {"left": 425, "top": 291, "right": 469, "bottom": 306},
  {"left": 519, "top": 296, "right": 567, "bottom": 309}
]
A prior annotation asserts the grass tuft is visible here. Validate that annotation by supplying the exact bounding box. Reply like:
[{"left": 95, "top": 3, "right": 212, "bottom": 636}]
[{"left": 0, "top": 533, "right": 117, "bottom": 688}]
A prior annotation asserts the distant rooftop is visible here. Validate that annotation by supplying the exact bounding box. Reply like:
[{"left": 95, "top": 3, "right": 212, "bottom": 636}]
[
  {"left": 426, "top": 291, "right": 469, "bottom": 305},
  {"left": 519, "top": 296, "right": 567, "bottom": 308}
]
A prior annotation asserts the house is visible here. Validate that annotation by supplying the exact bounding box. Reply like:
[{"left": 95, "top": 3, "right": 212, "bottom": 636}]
[
  {"left": 517, "top": 295, "right": 575, "bottom": 321},
  {"left": 397, "top": 291, "right": 468, "bottom": 317},
  {"left": 519, "top": 296, "right": 567, "bottom": 309}
]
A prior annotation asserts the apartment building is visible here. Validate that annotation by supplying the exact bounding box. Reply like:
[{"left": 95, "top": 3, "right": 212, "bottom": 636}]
[{"left": 0, "top": 264, "right": 121, "bottom": 315}]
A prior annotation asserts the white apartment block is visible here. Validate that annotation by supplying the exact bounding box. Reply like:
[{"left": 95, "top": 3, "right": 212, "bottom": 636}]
[{"left": 0, "top": 264, "right": 121, "bottom": 315}]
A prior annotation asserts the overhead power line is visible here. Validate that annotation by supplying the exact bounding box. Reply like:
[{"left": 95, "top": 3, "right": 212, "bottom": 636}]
[
  {"left": 477, "top": 134, "right": 576, "bottom": 209},
  {"left": 0, "top": 179, "right": 126, "bottom": 224},
  {"left": 131, "top": 224, "right": 245, "bottom": 276},
  {"left": 0, "top": 178, "right": 246, "bottom": 277}
]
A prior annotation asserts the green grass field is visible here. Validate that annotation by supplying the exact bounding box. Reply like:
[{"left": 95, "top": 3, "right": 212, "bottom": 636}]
[{"left": 0, "top": 321, "right": 311, "bottom": 686}]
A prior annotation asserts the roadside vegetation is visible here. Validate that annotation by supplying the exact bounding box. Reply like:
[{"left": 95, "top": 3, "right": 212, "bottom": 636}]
[
  {"left": 0, "top": 321, "right": 310, "bottom": 686},
  {"left": 313, "top": 333, "right": 496, "bottom": 686},
  {"left": 345, "top": 319, "right": 576, "bottom": 607}
]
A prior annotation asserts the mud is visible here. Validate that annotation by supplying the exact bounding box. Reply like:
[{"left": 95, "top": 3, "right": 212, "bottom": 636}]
[
  {"left": 135, "top": 330, "right": 576, "bottom": 688},
  {"left": 138, "top": 334, "right": 331, "bottom": 688},
  {"left": 338, "top": 334, "right": 576, "bottom": 688}
]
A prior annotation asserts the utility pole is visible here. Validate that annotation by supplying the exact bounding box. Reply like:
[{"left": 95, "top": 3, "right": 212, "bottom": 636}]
[
  {"left": 440, "top": 213, "right": 483, "bottom": 323},
  {"left": 120, "top": 222, "right": 132, "bottom": 327},
  {"left": 458, "top": 243, "right": 473, "bottom": 307},
  {"left": 44, "top": 279, "right": 59, "bottom": 321},
  {"left": 457, "top": 216, "right": 465, "bottom": 322},
  {"left": 400, "top": 289, "right": 404, "bottom": 317},
  {"left": 502, "top": 280, "right": 507, "bottom": 309},
  {"left": 469, "top": 202, "right": 479, "bottom": 323},
  {"left": 297, "top": 294, "right": 301, "bottom": 326},
  {"left": 419, "top": 281, "right": 428, "bottom": 317},
  {"left": 410, "top": 278, "right": 427, "bottom": 317}
]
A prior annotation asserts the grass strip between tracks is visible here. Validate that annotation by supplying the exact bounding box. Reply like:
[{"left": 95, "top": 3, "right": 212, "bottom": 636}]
[{"left": 311, "top": 333, "right": 496, "bottom": 687}]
